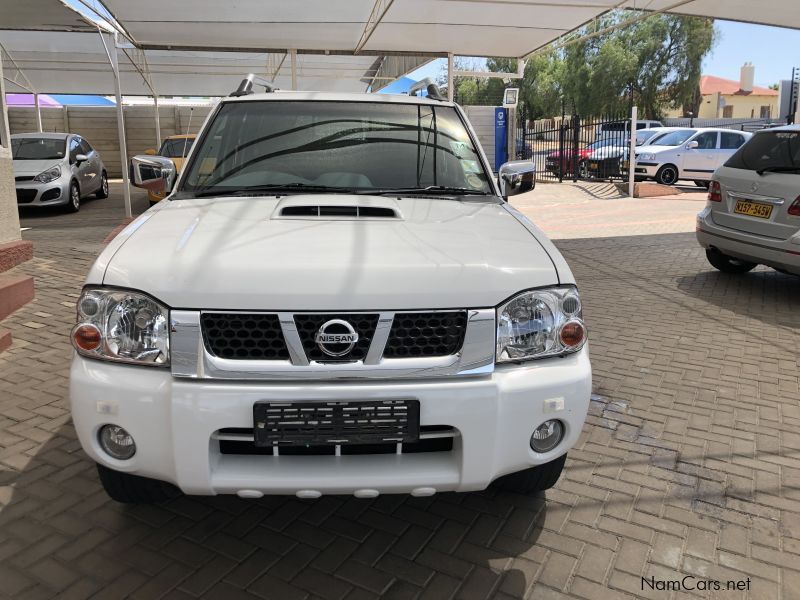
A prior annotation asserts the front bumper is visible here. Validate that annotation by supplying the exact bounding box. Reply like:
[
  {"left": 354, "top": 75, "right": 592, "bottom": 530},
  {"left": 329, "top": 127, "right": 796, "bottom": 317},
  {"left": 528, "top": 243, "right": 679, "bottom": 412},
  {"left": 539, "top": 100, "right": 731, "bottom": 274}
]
[
  {"left": 70, "top": 348, "right": 591, "bottom": 496},
  {"left": 696, "top": 206, "right": 800, "bottom": 274},
  {"left": 633, "top": 162, "right": 660, "bottom": 178},
  {"left": 15, "top": 179, "right": 69, "bottom": 206}
]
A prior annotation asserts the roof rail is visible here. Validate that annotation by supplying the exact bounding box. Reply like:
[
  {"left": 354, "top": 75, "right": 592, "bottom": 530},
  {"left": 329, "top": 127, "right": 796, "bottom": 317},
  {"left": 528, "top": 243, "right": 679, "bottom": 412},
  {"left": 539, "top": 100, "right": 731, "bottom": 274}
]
[
  {"left": 407, "top": 77, "right": 446, "bottom": 102},
  {"left": 230, "top": 73, "right": 277, "bottom": 97}
]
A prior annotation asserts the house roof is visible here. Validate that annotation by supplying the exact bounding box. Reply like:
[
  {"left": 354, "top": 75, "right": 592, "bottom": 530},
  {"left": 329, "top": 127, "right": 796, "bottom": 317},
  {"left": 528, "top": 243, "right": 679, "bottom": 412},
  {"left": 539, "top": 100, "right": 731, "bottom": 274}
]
[{"left": 700, "top": 75, "right": 778, "bottom": 97}]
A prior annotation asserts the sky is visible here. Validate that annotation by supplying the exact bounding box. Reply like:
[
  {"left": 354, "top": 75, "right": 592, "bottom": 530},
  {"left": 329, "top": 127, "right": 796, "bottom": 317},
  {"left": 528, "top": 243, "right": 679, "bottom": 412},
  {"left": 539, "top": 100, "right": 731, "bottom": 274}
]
[{"left": 409, "top": 20, "right": 800, "bottom": 89}]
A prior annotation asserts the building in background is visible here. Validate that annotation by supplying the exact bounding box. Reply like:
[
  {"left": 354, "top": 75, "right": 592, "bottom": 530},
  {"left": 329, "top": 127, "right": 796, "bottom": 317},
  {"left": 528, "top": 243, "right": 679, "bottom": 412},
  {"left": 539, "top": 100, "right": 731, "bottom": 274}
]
[{"left": 695, "top": 63, "right": 778, "bottom": 119}]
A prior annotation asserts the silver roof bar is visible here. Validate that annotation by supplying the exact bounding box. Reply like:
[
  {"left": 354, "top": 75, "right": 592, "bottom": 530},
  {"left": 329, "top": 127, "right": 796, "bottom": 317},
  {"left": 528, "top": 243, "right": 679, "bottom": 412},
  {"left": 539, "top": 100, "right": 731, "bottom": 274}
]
[
  {"left": 230, "top": 73, "right": 278, "bottom": 97},
  {"left": 407, "top": 77, "right": 446, "bottom": 102}
]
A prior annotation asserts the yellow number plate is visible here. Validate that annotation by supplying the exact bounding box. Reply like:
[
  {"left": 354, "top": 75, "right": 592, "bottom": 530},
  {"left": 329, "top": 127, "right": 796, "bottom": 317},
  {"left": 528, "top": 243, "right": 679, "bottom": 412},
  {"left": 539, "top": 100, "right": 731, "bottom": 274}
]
[
  {"left": 734, "top": 200, "right": 772, "bottom": 219},
  {"left": 589, "top": 162, "right": 599, "bottom": 169}
]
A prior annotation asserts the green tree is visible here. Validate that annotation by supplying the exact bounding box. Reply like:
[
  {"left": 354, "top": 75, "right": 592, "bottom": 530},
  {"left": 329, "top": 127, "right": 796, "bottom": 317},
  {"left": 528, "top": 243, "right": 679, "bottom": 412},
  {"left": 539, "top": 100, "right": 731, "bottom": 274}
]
[{"left": 453, "top": 13, "right": 716, "bottom": 120}]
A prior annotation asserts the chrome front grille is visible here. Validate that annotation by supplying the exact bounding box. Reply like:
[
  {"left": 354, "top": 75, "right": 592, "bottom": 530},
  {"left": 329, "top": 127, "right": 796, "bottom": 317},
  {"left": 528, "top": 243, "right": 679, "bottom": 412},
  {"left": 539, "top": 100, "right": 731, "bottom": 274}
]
[
  {"left": 383, "top": 311, "right": 467, "bottom": 358},
  {"left": 171, "top": 308, "right": 496, "bottom": 380},
  {"left": 201, "top": 313, "right": 289, "bottom": 360}
]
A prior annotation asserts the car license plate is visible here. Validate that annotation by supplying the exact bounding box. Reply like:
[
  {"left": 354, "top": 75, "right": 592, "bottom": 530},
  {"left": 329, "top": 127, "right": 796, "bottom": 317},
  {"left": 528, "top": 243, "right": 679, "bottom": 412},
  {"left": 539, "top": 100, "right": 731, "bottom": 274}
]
[
  {"left": 734, "top": 200, "right": 772, "bottom": 219},
  {"left": 589, "top": 161, "right": 599, "bottom": 170},
  {"left": 253, "top": 399, "right": 420, "bottom": 447},
  {"left": 621, "top": 160, "right": 629, "bottom": 170}
]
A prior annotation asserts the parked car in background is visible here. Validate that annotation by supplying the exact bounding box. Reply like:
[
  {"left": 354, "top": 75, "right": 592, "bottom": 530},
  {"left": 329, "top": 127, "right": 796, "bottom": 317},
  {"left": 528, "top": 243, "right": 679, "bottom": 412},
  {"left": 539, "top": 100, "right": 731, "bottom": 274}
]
[
  {"left": 12, "top": 133, "right": 108, "bottom": 212},
  {"left": 545, "top": 138, "right": 609, "bottom": 177},
  {"left": 583, "top": 140, "right": 630, "bottom": 179},
  {"left": 696, "top": 125, "right": 800, "bottom": 275},
  {"left": 145, "top": 134, "right": 196, "bottom": 203},
  {"left": 595, "top": 119, "right": 663, "bottom": 142},
  {"left": 634, "top": 128, "right": 751, "bottom": 186}
]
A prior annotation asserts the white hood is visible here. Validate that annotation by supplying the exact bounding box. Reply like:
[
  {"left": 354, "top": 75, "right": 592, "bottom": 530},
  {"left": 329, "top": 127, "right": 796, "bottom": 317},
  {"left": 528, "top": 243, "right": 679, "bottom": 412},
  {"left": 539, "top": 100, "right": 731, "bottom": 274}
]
[
  {"left": 12, "top": 158, "right": 63, "bottom": 176},
  {"left": 99, "top": 195, "right": 560, "bottom": 310}
]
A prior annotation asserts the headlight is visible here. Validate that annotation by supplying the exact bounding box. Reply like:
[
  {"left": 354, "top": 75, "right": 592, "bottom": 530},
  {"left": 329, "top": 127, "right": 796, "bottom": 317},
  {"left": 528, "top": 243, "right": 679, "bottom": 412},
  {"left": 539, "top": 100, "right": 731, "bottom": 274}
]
[
  {"left": 33, "top": 166, "right": 61, "bottom": 184},
  {"left": 71, "top": 287, "right": 170, "bottom": 366},
  {"left": 637, "top": 153, "right": 656, "bottom": 161},
  {"left": 496, "top": 286, "right": 586, "bottom": 363}
]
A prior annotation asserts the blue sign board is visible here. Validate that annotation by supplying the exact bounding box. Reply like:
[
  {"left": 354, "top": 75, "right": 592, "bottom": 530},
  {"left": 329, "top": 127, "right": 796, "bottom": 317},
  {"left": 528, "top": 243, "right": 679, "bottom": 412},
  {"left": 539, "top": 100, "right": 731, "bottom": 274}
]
[{"left": 494, "top": 107, "right": 508, "bottom": 171}]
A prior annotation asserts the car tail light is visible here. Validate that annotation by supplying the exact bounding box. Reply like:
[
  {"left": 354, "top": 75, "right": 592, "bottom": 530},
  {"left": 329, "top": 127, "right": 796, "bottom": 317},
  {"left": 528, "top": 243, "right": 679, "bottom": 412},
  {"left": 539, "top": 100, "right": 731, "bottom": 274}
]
[
  {"left": 708, "top": 181, "right": 722, "bottom": 202},
  {"left": 788, "top": 196, "right": 800, "bottom": 216}
]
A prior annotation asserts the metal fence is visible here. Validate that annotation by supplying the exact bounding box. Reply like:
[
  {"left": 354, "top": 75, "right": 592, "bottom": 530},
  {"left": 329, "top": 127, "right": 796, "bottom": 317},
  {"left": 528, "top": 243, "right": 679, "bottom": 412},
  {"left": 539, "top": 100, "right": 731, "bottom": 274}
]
[
  {"left": 515, "top": 112, "right": 633, "bottom": 182},
  {"left": 516, "top": 112, "right": 790, "bottom": 183}
]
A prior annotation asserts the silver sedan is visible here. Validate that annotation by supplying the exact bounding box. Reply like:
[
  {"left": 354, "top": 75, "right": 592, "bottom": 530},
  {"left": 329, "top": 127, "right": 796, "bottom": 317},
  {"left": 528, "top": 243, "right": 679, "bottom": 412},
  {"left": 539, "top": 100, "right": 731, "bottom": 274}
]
[{"left": 12, "top": 132, "right": 108, "bottom": 212}]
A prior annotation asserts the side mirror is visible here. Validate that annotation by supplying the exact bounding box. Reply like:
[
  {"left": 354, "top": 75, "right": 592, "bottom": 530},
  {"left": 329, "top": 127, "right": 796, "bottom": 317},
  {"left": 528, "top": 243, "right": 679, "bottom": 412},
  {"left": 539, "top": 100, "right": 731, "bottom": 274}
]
[
  {"left": 74, "top": 153, "right": 88, "bottom": 164},
  {"left": 144, "top": 148, "right": 157, "bottom": 156},
  {"left": 130, "top": 155, "right": 177, "bottom": 194},
  {"left": 686, "top": 141, "right": 699, "bottom": 150},
  {"left": 498, "top": 160, "right": 536, "bottom": 199}
]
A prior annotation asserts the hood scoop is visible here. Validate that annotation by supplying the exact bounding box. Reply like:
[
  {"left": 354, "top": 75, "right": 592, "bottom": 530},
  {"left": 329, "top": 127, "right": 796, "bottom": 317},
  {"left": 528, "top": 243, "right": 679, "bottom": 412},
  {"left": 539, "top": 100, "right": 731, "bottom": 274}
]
[{"left": 274, "top": 195, "right": 401, "bottom": 219}]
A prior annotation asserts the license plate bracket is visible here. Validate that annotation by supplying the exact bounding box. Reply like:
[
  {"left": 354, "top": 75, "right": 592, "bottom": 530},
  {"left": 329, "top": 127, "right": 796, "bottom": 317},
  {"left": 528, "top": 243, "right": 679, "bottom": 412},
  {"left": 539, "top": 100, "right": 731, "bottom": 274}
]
[
  {"left": 734, "top": 199, "right": 773, "bottom": 219},
  {"left": 253, "top": 399, "right": 420, "bottom": 447}
]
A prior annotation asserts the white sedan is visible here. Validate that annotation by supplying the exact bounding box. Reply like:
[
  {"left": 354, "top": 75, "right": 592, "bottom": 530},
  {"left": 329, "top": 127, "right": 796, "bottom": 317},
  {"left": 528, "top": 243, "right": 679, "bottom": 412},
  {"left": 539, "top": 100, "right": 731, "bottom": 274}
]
[{"left": 635, "top": 128, "right": 752, "bottom": 187}]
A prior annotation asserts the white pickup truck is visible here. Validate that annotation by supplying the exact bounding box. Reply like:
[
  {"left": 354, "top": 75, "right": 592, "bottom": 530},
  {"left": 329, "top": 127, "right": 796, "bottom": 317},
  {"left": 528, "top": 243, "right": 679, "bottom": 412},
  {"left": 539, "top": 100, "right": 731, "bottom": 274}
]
[{"left": 69, "top": 79, "right": 591, "bottom": 503}]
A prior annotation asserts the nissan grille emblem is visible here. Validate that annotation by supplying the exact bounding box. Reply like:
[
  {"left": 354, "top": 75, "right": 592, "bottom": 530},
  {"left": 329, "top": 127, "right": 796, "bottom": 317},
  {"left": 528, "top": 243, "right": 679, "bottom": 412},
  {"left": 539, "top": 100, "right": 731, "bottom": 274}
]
[{"left": 315, "top": 319, "right": 359, "bottom": 357}]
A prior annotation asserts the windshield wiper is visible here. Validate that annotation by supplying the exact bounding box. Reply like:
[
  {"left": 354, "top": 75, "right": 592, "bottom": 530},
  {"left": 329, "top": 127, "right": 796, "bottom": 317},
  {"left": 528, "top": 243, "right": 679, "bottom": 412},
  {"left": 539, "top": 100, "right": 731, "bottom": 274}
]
[
  {"left": 187, "top": 183, "right": 357, "bottom": 198},
  {"left": 356, "top": 185, "right": 490, "bottom": 196},
  {"left": 756, "top": 165, "right": 800, "bottom": 175}
]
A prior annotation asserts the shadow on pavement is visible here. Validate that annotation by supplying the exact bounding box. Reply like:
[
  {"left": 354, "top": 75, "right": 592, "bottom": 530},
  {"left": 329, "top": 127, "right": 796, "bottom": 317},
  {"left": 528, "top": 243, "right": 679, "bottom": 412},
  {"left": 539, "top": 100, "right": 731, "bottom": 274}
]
[{"left": 0, "top": 423, "right": 550, "bottom": 598}]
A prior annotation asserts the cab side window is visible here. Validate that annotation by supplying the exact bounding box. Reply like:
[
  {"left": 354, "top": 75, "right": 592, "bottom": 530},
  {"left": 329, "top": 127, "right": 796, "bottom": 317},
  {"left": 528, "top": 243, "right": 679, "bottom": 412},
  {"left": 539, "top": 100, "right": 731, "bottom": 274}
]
[
  {"left": 693, "top": 132, "right": 718, "bottom": 150},
  {"left": 68, "top": 137, "right": 81, "bottom": 163},
  {"left": 720, "top": 132, "right": 745, "bottom": 150}
]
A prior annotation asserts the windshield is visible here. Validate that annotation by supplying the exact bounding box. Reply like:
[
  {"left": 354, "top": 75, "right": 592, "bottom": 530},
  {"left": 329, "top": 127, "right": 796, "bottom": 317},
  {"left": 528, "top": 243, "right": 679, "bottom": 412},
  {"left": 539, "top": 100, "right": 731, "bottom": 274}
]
[
  {"left": 11, "top": 138, "right": 66, "bottom": 160},
  {"left": 159, "top": 138, "right": 195, "bottom": 158},
  {"left": 647, "top": 129, "right": 695, "bottom": 146},
  {"left": 636, "top": 130, "right": 661, "bottom": 145},
  {"left": 725, "top": 130, "right": 800, "bottom": 172},
  {"left": 179, "top": 101, "right": 493, "bottom": 196}
]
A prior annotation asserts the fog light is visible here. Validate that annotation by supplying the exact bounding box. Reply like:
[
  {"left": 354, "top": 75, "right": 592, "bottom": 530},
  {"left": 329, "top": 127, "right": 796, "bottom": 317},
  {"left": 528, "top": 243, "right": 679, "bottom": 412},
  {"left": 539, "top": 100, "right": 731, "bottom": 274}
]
[
  {"left": 98, "top": 425, "right": 136, "bottom": 460},
  {"left": 530, "top": 420, "right": 563, "bottom": 453}
]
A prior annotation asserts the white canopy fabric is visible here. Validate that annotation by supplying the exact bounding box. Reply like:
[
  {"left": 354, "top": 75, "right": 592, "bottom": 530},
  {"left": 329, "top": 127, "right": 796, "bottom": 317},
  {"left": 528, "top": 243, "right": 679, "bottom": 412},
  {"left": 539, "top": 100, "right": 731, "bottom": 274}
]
[
  {"left": 620, "top": 0, "right": 800, "bottom": 32},
  {"left": 0, "top": 31, "right": 404, "bottom": 95},
  {"left": 99, "top": 0, "right": 800, "bottom": 59},
  {"left": 101, "top": 0, "right": 622, "bottom": 57},
  {"left": 0, "top": 0, "right": 95, "bottom": 32}
]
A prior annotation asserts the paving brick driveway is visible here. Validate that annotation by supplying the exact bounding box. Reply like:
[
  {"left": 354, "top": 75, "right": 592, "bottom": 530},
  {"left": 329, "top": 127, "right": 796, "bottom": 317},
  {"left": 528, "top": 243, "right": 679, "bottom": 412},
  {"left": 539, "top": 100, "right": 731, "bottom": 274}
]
[{"left": 1, "top": 183, "right": 798, "bottom": 599}]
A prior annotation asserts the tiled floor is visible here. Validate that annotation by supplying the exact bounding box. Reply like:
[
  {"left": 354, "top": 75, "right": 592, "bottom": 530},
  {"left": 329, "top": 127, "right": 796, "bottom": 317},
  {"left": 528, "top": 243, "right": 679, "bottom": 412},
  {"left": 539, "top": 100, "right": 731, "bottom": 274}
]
[{"left": 0, "top": 183, "right": 798, "bottom": 599}]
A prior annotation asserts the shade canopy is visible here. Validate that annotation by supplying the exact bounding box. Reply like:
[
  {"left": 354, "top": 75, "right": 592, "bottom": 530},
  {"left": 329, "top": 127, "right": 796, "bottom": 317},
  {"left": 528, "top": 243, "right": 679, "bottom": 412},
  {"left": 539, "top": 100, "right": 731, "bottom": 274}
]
[
  {"left": 2, "top": 0, "right": 800, "bottom": 98},
  {"left": 100, "top": 0, "right": 800, "bottom": 59}
]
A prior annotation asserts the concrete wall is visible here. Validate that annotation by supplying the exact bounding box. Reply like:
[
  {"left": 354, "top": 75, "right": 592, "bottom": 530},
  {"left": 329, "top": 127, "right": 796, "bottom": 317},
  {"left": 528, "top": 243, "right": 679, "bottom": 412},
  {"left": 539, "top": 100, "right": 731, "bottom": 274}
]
[
  {"left": 463, "top": 106, "right": 497, "bottom": 170},
  {"left": 8, "top": 105, "right": 214, "bottom": 177},
  {"left": 0, "top": 147, "right": 20, "bottom": 244}
]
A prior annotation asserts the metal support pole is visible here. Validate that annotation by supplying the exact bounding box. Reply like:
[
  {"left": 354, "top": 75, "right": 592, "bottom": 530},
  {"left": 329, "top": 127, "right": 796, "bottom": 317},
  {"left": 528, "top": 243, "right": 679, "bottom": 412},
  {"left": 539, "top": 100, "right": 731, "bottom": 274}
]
[
  {"left": 107, "top": 32, "right": 132, "bottom": 218},
  {"left": 628, "top": 105, "right": 637, "bottom": 198},
  {"left": 153, "top": 94, "right": 161, "bottom": 149},
  {"left": 34, "top": 93, "right": 42, "bottom": 132},
  {"left": 290, "top": 49, "right": 298, "bottom": 90},
  {"left": 447, "top": 53, "right": 454, "bottom": 102}
]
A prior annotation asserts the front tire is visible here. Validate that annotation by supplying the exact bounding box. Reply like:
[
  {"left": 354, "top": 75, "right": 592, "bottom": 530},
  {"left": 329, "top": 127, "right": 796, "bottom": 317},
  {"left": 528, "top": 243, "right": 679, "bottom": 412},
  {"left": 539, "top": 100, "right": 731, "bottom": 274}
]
[
  {"left": 67, "top": 181, "right": 81, "bottom": 212},
  {"left": 96, "top": 171, "right": 109, "bottom": 198},
  {"left": 655, "top": 164, "right": 679, "bottom": 186},
  {"left": 706, "top": 248, "right": 756, "bottom": 274},
  {"left": 97, "top": 464, "right": 181, "bottom": 504},
  {"left": 492, "top": 453, "right": 566, "bottom": 494}
]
